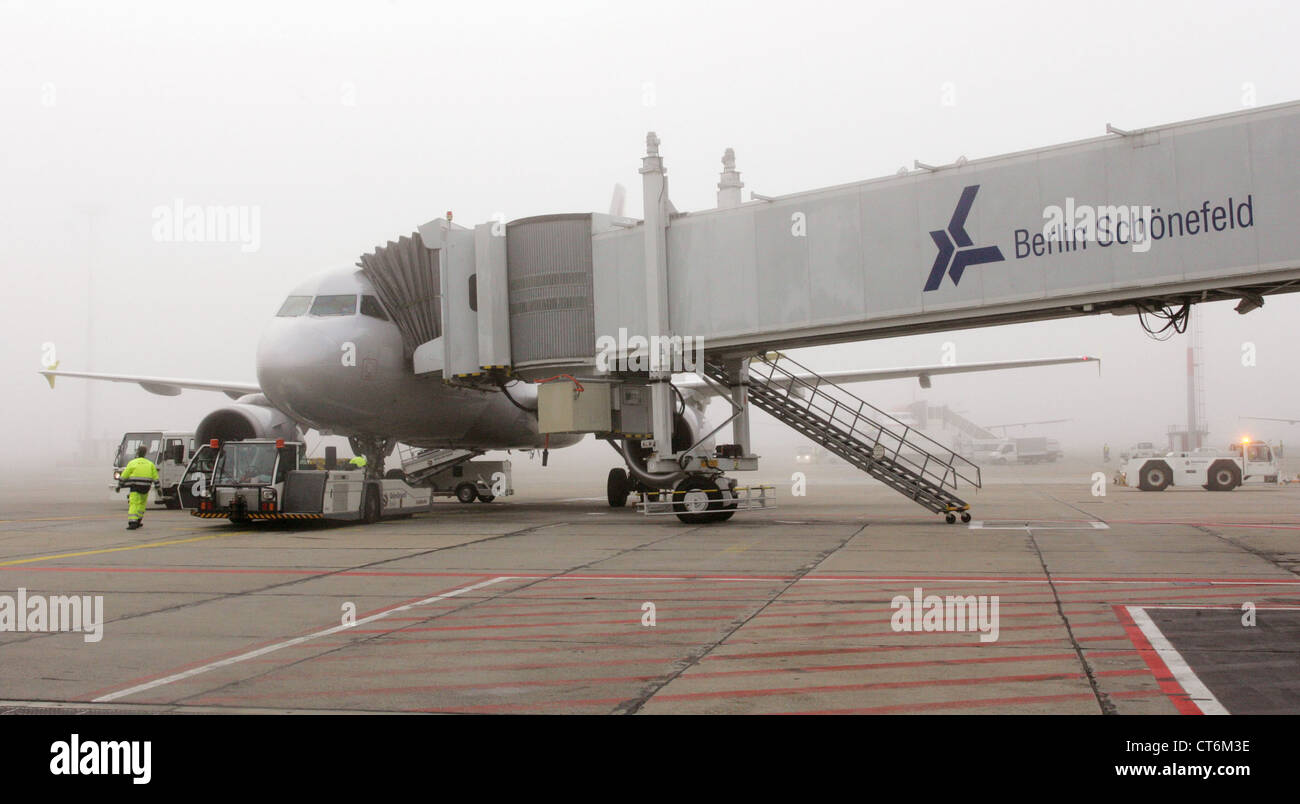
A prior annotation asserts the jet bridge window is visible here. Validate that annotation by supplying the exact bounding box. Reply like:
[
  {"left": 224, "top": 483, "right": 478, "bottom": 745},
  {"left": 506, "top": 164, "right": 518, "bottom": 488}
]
[
  {"left": 277, "top": 296, "right": 313, "bottom": 317},
  {"left": 309, "top": 295, "right": 358, "bottom": 316},
  {"left": 360, "top": 295, "right": 389, "bottom": 321}
]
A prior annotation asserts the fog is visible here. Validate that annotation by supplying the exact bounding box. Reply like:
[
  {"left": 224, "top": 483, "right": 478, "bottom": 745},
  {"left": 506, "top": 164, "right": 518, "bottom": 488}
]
[{"left": 4, "top": 0, "right": 1299, "bottom": 471}]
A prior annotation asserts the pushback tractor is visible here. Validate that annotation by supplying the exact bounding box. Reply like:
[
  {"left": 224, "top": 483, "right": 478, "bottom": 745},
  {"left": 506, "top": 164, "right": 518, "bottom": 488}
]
[
  {"left": 1116, "top": 439, "right": 1280, "bottom": 491},
  {"left": 178, "top": 439, "right": 434, "bottom": 522}
]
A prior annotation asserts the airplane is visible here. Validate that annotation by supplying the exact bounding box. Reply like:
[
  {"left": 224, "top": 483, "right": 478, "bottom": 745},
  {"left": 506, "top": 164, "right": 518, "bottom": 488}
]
[
  {"left": 1240, "top": 415, "right": 1300, "bottom": 426},
  {"left": 40, "top": 264, "right": 1100, "bottom": 516}
]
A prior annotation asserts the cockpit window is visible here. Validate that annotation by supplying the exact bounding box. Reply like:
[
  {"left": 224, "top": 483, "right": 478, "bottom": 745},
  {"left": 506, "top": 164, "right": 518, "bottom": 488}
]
[
  {"left": 277, "top": 296, "right": 312, "bottom": 317},
  {"left": 360, "top": 295, "right": 389, "bottom": 321},
  {"left": 309, "top": 295, "right": 357, "bottom": 316}
]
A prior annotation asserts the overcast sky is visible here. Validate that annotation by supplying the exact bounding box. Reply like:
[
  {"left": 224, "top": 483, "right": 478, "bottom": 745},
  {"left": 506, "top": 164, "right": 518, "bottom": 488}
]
[{"left": 4, "top": 0, "right": 1300, "bottom": 467}]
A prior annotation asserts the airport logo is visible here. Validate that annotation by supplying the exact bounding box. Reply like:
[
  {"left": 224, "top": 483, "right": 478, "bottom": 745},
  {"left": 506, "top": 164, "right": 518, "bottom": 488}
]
[
  {"left": 890, "top": 587, "right": 1000, "bottom": 642},
  {"left": 151, "top": 198, "right": 261, "bottom": 253},
  {"left": 0, "top": 588, "right": 103, "bottom": 643},
  {"left": 50, "top": 734, "right": 151, "bottom": 785},
  {"left": 923, "top": 185, "right": 1005, "bottom": 292},
  {"left": 595, "top": 328, "right": 704, "bottom": 374}
]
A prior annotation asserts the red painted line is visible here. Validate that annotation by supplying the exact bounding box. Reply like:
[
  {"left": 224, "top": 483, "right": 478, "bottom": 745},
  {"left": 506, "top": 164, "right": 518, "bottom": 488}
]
[
  {"left": 702, "top": 634, "right": 1128, "bottom": 662},
  {"left": 681, "top": 650, "right": 1135, "bottom": 682},
  {"left": 190, "top": 670, "right": 665, "bottom": 705},
  {"left": 1112, "top": 604, "right": 1201, "bottom": 716},
  {"left": 407, "top": 668, "right": 1150, "bottom": 714},
  {"left": 349, "top": 613, "right": 738, "bottom": 634},
  {"left": 645, "top": 668, "right": 1149, "bottom": 704},
  {"left": 778, "top": 688, "right": 1166, "bottom": 715},
  {"left": 80, "top": 576, "right": 498, "bottom": 700}
]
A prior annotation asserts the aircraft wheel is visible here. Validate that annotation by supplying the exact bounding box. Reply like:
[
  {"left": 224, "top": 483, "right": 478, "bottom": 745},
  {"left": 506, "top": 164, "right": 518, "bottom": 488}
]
[
  {"left": 607, "top": 468, "right": 630, "bottom": 508},
  {"left": 672, "top": 476, "right": 724, "bottom": 524},
  {"left": 362, "top": 487, "right": 381, "bottom": 524},
  {"left": 455, "top": 483, "right": 478, "bottom": 504},
  {"left": 384, "top": 468, "right": 405, "bottom": 480}
]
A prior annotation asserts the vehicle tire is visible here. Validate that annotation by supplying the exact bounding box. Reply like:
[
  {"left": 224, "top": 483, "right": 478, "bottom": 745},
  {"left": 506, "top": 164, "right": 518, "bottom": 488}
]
[
  {"left": 477, "top": 494, "right": 495, "bottom": 503},
  {"left": 607, "top": 468, "right": 630, "bottom": 508},
  {"left": 672, "top": 476, "right": 726, "bottom": 524},
  {"left": 1137, "top": 460, "right": 1172, "bottom": 491},
  {"left": 1206, "top": 461, "right": 1241, "bottom": 492},
  {"left": 164, "top": 495, "right": 182, "bottom": 510},
  {"left": 384, "top": 468, "right": 405, "bottom": 480},
  {"left": 362, "top": 486, "right": 381, "bottom": 524},
  {"left": 455, "top": 483, "right": 478, "bottom": 504},
  {"left": 960, "top": 512, "right": 972, "bottom": 523},
  {"left": 945, "top": 513, "right": 957, "bottom": 524}
]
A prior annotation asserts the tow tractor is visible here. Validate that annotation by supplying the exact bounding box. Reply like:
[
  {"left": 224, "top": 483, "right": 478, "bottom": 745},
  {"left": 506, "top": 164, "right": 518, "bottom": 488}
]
[
  {"left": 1116, "top": 438, "right": 1280, "bottom": 491},
  {"left": 111, "top": 431, "right": 194, "bottom": 509},
  {"left": 178, "top": 438, "right": 433, "bottom": 522}
]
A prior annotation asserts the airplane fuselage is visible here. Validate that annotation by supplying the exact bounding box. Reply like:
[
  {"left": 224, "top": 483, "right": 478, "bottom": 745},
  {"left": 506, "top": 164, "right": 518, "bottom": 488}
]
[{"left": 255, "top": 269, "right": 581, "bottom": 451}]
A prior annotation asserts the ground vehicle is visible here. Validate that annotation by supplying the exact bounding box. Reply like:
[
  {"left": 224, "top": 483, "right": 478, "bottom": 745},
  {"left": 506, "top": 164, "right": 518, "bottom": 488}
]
[
  {"left": 1119, "top": 441, "right": 1159, "bottom": 462},
  {"left": 1116, "top": 439, "right": 1280, "bottom": 491},
  {"left": 978, "top": 437, "right": 1054, "bottom": 465},
  {"left": 179, "top": 439, "right": 433, "bottom": 522},
  {"left": 394, "top": 459, "right": 512, "bottom": 504},
  {"left": 111, "top": 431, "right": 194, "bottom": 508}
]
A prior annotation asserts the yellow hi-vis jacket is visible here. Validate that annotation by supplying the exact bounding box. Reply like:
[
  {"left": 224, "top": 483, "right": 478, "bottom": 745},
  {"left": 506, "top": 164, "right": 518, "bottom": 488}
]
[{"left": 119, "top": 457, "right": 159, "bottom": 493}]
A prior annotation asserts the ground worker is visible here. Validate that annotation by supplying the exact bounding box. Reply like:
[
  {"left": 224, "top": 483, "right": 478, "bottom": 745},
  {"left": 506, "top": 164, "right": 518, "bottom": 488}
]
[
  {"left": 349, "top": 455, "right": 367, "bottom": 469},
  {"left": 117, "top": 445, "right": 159, "bottom": 530}
]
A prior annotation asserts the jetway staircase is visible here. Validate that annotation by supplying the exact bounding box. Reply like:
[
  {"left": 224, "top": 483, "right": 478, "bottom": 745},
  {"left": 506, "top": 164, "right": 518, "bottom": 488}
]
[
  {"left": 707, "top": 354, "right": 981, "bottom": 519},
  {"left": 398, "top": 447, "right": 481, "bottom": 484}
]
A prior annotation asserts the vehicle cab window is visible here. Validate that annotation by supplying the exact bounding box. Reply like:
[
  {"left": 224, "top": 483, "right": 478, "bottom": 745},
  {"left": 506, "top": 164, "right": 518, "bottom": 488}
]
[
  {"left": 309, "top": 295, "right": 358, "bottom": 316},
  {"left": 277, "top": 296, "right": 312, "bottom": 316}
]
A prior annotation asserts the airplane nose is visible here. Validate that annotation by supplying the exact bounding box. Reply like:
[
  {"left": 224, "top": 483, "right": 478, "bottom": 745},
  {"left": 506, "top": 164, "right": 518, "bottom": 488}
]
[{"left": 255, "top": 318, "right": 343, "bottom": 413}]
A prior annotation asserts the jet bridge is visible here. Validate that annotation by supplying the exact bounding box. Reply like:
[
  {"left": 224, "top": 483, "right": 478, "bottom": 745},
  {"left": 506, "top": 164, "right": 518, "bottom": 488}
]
[{"left": 367, "top": 100, "right": 1300, "bottom": 521}]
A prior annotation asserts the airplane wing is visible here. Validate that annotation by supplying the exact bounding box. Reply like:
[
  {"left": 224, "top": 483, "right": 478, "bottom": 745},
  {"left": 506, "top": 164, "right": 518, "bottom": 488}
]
[
  {"left": 675, "top": 355, "right": 1099, "bottom": 394},
  {"left": 39, "top": 367, "right": 260, "bottom": 401},
  {"left": 1240, "top": 415, "right": 1300, "bottom": 425}
]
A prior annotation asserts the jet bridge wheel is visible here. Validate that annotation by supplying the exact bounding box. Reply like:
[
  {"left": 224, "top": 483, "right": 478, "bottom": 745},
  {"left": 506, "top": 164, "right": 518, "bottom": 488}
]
[
  {"left": 671, "top": 476, "right": 728, "bottom": 524},
  {"left": 607, "top": 468, "right": 630, "bottom": 508}
]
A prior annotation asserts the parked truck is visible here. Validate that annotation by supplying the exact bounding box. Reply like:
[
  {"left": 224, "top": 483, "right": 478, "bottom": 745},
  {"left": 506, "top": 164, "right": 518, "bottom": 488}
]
[
  {"left": 111, "top": 431, "right": 194, "bottom": 509},
  {"left": 978, "top": 437, "right": 1056, "bottom": 465}
]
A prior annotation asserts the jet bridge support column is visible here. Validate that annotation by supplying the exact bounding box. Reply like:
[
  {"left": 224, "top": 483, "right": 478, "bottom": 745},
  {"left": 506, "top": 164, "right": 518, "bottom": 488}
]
[
  {"left": 725, "top": 356, "right": 752, "bottom": 456},
  {"left": 640, "top": 132, "right": 674, "bottom": 461}
]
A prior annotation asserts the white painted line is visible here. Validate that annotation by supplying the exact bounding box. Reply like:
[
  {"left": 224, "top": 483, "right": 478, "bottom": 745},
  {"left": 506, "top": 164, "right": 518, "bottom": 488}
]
[
  {"left": 1139, "top": 605, "right": 1300, "bottom": 610},
  {"left": 92, "top": 576, "right": 515, "bottom": 703},
  {"left": 558, "top": 497, "right": 606, "bottom": 502},
  {"left": 1126, "top": 605, "right": 1229, "bottom": 715},
  {"left": 969, "top": 520, "right": 1109, "bottom": 531}
]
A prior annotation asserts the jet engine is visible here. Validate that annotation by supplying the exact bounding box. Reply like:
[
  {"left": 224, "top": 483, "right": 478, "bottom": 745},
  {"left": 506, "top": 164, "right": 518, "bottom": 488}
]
[{"left": 195, "top": 395, "right": 300, "bottom": 445}]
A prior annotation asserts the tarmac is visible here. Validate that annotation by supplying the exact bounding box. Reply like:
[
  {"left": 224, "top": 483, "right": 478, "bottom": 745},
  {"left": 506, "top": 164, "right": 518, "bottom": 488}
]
[{"left": 1, "top": 458, "right": 1296, "bottom": 715}]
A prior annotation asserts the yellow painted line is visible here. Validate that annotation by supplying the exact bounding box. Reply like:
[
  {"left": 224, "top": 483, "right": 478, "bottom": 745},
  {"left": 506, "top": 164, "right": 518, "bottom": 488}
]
[{"left": 0, "top": 530, "right": 248, "bottom": 567}]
